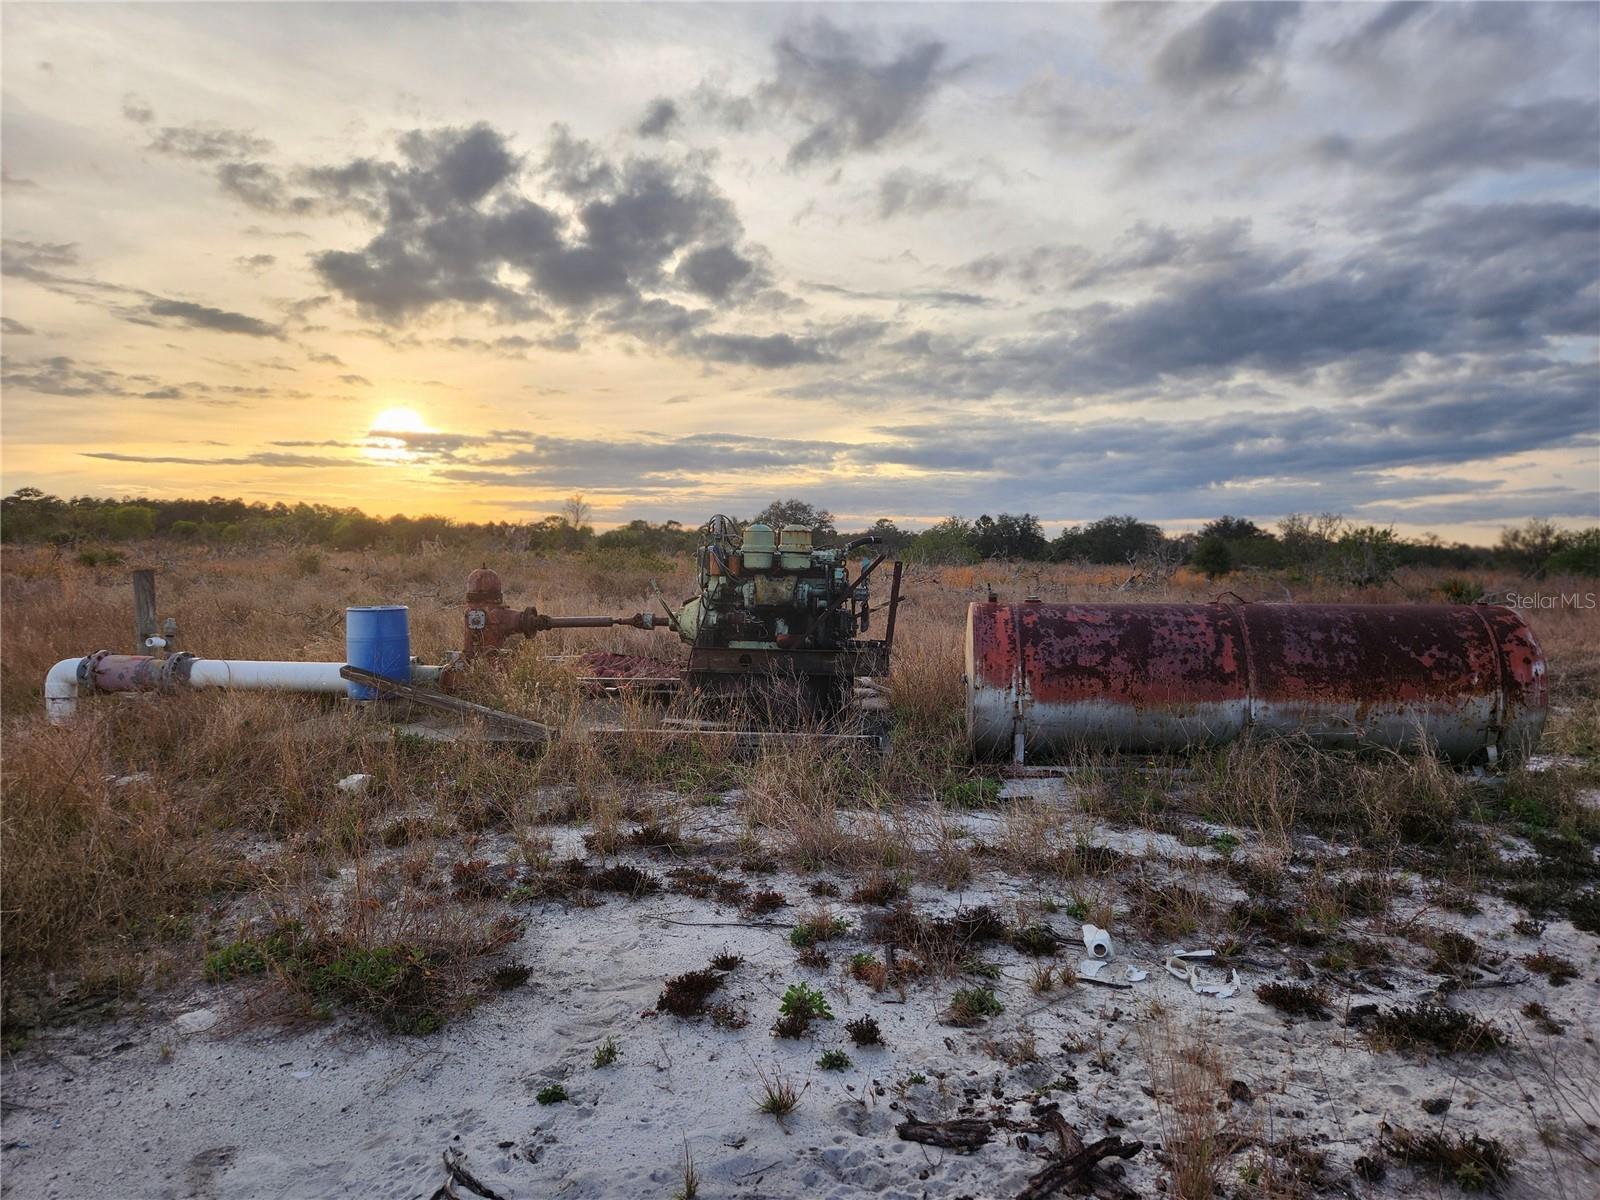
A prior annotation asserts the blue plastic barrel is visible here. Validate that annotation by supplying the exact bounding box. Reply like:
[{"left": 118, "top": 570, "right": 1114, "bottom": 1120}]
[{"left": 345, "top": 605, "right": 410, "bottom": 700}]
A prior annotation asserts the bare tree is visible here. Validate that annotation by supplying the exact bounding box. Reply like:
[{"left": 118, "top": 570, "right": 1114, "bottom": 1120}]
[{"left": 562, "top": 493, "right": 592, "bottom": 529}]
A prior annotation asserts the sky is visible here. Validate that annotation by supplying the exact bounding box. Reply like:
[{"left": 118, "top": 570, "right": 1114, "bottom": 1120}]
[{"left": 2, "top": 1, "right": 1597, "bottom": 540}]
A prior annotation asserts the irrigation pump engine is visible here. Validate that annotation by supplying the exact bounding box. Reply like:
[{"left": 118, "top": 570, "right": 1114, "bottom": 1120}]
[
  {"left": 452, "top": 515, "right": 902, "bottom": 714},
  {"left": 662, "top": 516, "right": 901, "bottom": 711}
]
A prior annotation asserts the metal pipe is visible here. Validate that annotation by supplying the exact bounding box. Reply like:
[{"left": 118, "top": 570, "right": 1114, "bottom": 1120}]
[
  {"left": 44, "top": 654, "right": 444, "bottom": 723},
  {"left": 966, "top": 601, "right": 1547, "bottom": 764}
]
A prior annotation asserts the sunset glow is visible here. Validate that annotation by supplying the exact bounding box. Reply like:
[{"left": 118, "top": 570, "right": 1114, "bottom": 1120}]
[{"left": 1, "top": 4, "right": 1595, "bottom": 537}]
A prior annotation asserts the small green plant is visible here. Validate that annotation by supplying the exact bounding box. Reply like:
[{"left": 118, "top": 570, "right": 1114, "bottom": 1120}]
[
  {"left": 592, "top": 1036, "right": 620, "bottom": 1067},
  {"left": 536, "top": 1083, "right": 568, "bottom": 1105},
  {"left": 906, "top": 1072, "right": 928, "bottom": 1086},
  {"left": 817, "top": 1048, "right": 852, "bottom": 1071},
  {"left": 939, "top": 775, "right": 1002, "bottom": 810},
  {"left": 790, "top": 910, "right": 850, "bottom": 948},
  {"left": 779, "top": 982, "right": 833, "bottom": 1022},
  {"left": 945, "top": 985, "right": 1004, "bottom": 1026},
  {"left": 754, "top": 1063, "right": 805, "bottom": 1122},
  {"left": 1209, "top": 831, "right": 1241, "bottom": 856},
  {"left": 204, "top": 940, "right": 267, "bottom": 982}
]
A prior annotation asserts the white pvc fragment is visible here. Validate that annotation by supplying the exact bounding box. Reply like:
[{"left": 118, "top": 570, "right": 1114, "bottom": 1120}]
[{"left": 1082, "top": 923, "right": 1114, "bottom": 960}]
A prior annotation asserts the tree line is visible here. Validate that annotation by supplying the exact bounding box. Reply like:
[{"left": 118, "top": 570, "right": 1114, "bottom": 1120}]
[{"left": 3, "top": 488, "right": 1595, "bottom": 579}]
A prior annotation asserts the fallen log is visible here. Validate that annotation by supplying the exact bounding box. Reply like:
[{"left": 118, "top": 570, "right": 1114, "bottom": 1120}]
[
  {"left": 896, "top": 1114, "right": 993, "bottom": 1152},
  {"left": 1017, "top": 1131, "right": 1144, "bottom": 1200}
]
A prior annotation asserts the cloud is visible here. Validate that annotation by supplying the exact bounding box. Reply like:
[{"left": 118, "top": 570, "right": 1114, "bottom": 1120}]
[
  {"left": 760, "top": 18, "right": 962, "bottom": 167},
  {"left": 338, "top": 373, "right": 372, "bottom": 385},
  {"left": 2, "top": 355, "right": 138, "bottom": 397},
  {"left": 235, "top": 253, "right": 276, "bottom": 273},
  {"left": 636, "top": 98, "right": 679, "bottom": 139},
  {"left": 121, "top": 93, "right": 154, "bottom": 124},
  {"left": 82, "top": 450, "right": 365, "bottom": 468},
  {"left": 686, "top": 330, "right": 828, "bottom": 368},
  {"left": 1152, "top": 2, "right": 1303, "bottom": 101},
  {"left": 1314, "top": 97, "right": 1600, "bottom": 192},
  {"left": 148, "top": 123, "right": 274, "bottom": 162},
  {"left": 675, "top": 244, "right": 760, "bottom": 300},
  {"left": 145, "top": 298, "right": 280, "bottom": 337},
  {"left": 875, "top": 167, "right": 972, "bottom": 219},
  {"left": 958, "top": 219, "right": 1253, "bottom": 291},
  {"left": 2, "top": 168, "right": 39, "bottom": 190},
  {"left": 2, "top": 317, "right": 37, "bottom": 335}
]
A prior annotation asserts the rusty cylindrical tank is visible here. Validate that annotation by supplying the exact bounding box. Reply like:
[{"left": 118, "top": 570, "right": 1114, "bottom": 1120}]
[{"left": 966, "top": 602, "right": 1547, "bottom": 764}]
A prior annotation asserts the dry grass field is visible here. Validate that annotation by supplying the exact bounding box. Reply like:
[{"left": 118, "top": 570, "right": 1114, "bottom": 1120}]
[{"left": 2, "top": 543, "right": 1597, "bottom": 1199}]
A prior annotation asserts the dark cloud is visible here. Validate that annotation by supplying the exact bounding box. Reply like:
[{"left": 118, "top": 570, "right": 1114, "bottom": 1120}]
[
  {"left": 637, "top": 98, "right": 679, "bottom": 139},
  {"left": 146, "top": 299, "right": 280, "bottom": 338},
  {"left": 148, "top": 124, "right": 274, "bottom": 162},
  {"left": 761, "top": 18, "right": 961, "bottom": 167},
  {"left": 2, "top": 355, "right": 138, "bottom": 397},
  {"left": 1314, "top": 97, "right": 1600, "bottom": 191},
  {"left": 2, "top": 317, "right": 37, "bottom": 335},
  {"left": 806, "top": 281, "right": 991, "bottom": 308},
  {"left": 0, "top": 238, "right": 84, "bottom": 283},
  {"left": 286, "top": 122, "right": 841, "bottom": 369},
  {"left": 2, "top": 168, "right": 39, "bottom": 190},
  {"left": 675, "top": 244, "right": 759, "bottom": 300},
  {"left": 687, "top": 331, "right": 828, "bottom": 368},
  {"left": 875, "top": 167, "right": 971, "bottom": 219},
  {"left": 958, "top": 219, "right": 1253, "bottom": 292},
  {"left": 234, "top": 253, "right": 276, "bottom": 273},
  {"left": 866, "top": 204, "right": 1599, "bottom": 400},
  {"left": 1152, "top": 2, "right": 1302, "bottom": 100},
  {"left": 339, "top": 373, "right": 372, "bottom": 386}
]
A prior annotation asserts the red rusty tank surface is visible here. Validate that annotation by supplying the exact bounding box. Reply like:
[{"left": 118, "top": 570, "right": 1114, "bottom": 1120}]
[{"left": 966, "top": 602, "right": 1546, "bottom": 764}]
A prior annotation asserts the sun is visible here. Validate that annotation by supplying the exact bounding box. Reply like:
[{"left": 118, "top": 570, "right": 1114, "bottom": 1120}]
[
  {"left": 365, "top": 406, "right": 431, "bottom": 462},
  {"left": 371, "top": 405, "right": 429, "bottom": 434}
]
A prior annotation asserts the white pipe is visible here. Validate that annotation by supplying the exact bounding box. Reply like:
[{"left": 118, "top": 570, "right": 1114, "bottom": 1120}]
[
  {"left": 46, "top": 658, "right": 84, "bottom": 724},
  {"left": 185, "top": 660, "right": 348, "bottom": 692},
  {"left": 45, "top": 657, "right": 440, "bottom": 723}
]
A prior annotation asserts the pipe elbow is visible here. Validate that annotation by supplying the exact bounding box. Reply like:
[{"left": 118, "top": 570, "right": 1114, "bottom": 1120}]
[{"left": 45, "top": 657, "right": 85, "bottom": 723}]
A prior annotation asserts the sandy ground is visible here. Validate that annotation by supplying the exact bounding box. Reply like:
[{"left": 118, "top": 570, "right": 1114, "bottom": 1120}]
[{"left": 3, "top": 784, "right": 1597, "bottom": 1199}]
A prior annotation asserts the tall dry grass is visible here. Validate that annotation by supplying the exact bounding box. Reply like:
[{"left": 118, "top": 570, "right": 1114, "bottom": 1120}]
[{"left": 2, "top": 542, "right": 1593, "bottom": 994}]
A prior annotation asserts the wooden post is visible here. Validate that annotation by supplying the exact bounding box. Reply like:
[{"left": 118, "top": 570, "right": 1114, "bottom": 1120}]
[{"left": 132, "top": 569, "right": 157, "bottom": 654}]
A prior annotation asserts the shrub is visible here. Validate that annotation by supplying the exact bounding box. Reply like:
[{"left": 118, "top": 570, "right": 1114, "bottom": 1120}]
[
  {"left": 779, "top": 982, "right": 833, "bottom": 1022},
  {"left": 817, "top": 1048, "right": 852, "bottom": 1071},
  {"left": 845, "top": 1015, "right": 883, "bottom": 1046},
  {"left": 945, "top": 986, "right": 1004, "bottom": 1026}
]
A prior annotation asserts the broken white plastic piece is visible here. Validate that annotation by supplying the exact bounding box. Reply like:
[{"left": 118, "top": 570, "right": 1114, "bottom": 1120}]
[
  {"left": 1082, "top": 923, "right": 1114, "bottom": 960},
  {"left": 1126, "top": 967, "right": 1148, "bottom": 983},
  {"left": 1079, "top": 958, "right": 1108, "bottom": 979},
  {"left": 1163, "top": 956, "right": 1240, "bottom": 998},
  {"left": 336, "top": 772, "right": 372, "bottom": 794}
]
